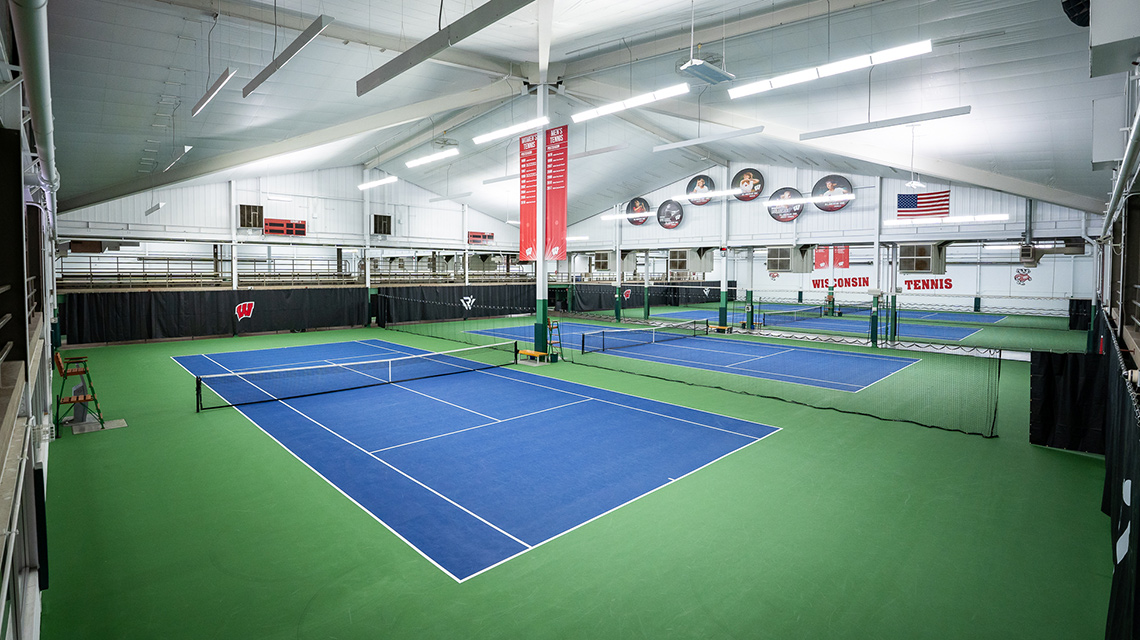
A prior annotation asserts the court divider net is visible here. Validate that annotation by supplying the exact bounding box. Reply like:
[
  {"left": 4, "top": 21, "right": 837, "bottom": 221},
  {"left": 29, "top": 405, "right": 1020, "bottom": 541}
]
[
  {"left": 196, "top": 340, "right": 518, "bottom": 411},
  {"left": 580, "top": 319, "right": 709, "bottom": 353}
]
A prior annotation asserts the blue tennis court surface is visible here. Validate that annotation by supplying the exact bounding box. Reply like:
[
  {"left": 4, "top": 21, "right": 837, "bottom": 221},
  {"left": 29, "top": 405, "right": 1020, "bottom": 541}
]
[
  {"left": 653, "top": 309, "right": 982, "bottom": 341},
  {"left": 471, "top": 323, "right": 919, "bottom": 392},
  {"left": 174, "top": 339, "right": 778, "bottom": 582}
]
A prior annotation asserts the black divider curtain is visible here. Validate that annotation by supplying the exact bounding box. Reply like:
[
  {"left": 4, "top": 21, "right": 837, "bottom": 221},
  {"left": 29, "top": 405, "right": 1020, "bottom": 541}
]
[
  {"left": 1029, "top": 351, "right": 1106, "bottom": 453},
  {"left": 570, "top": 281, "right": 736, "bottom": 313},
  {"left": 374, "top": 284, "right": 534, "bottom": 326},
  {"left": 1101, "top": 306, "right": 1140, "bottom": 640},
  {"left": 64, "top": 288, "right": 367, "bottom": 344},
  {"left": 1069, "top": 298, "right": 1093, "bottom": 330}
]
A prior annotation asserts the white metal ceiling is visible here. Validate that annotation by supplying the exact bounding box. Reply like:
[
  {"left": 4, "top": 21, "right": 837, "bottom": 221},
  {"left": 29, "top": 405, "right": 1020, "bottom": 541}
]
[{"left": 45, "top": 0, "right": 1121, "bottom": 223}]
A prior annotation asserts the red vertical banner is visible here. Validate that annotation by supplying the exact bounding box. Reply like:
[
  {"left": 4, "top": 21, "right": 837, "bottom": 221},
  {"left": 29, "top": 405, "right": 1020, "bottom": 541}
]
[
  {"left": 834, "top": 245, "right": 850, "bottom": 269},
  {"left": 544, "top": 125, "right": 568, "bottom": 261},
  {"left": 518, "top": 132, "right": 539, "bottom": 261},
  {"left": 814, "top": 246, "right": 830, "bottom": 270}
]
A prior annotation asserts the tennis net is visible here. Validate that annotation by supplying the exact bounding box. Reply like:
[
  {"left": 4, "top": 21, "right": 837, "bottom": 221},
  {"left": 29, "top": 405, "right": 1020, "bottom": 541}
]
[
  {"left": 837, "top": 302, "right": 874, "bottom": 316},
  {"left": 762, "top": 305, "right": 824, "bottom": 327},
  {"left": 196, "top": 341, "right": 518, "bottom": 411},
  {"left": 581, "top": 319, "right": 708, "bottom": 353}
]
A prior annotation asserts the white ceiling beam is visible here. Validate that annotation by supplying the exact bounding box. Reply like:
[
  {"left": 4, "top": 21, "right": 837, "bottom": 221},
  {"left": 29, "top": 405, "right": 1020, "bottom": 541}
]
[
  {"left": 157, "top": 0, "right": 517, "bottom": 79},
  {"left": 357, "top": 0, "right": 536, "bottom": 97},
  {"left": 563, "top": 0, "right": 885, "bottom": 80},
  {"left": 60, "top": 81, "right": 518, "bottom": 212},
  {"left": 363, "top": 98, "right": 516, "bottom": 170},
  {"left": 536, "top": 0, "right": 554, "bottom": 84}
]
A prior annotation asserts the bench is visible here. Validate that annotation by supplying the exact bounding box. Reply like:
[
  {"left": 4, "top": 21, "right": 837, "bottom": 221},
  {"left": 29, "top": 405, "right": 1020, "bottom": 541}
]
[
  {"left": 710, "top": 325, "right": 732, "bottom": 334},
  {"left": 518, "top": 349, "right": 548, "bottom": 360}
]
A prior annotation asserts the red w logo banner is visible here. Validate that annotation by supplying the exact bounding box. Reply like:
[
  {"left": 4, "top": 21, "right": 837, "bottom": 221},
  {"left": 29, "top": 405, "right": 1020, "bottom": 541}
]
[{"left": 235, "top": 301, "right": 255, "bottom": 320}]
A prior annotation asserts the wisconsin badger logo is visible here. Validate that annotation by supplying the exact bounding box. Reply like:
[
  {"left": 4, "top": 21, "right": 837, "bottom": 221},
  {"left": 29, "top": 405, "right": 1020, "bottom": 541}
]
[
  {"left": 1014, "top": 268, "right": 1032, "bottom": 286},
  {"left": 235, "top": 301, "right": 255, "bottom": 320}
]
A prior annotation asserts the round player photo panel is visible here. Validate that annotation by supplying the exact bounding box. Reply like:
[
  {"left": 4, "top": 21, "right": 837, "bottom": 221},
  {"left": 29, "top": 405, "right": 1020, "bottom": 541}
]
[
  {"left": 626, "top": 197, "right": 650, "bottom": 226},
  {"left": 657, "top": 199, "right": 684, "bottom": 229},
  {"left": 686, "top": 175, "right": 714, "bottom": 206},
  {"left": 767, "top": 187, "right": 804, "bottom": 222},
  {"left": 732, "top": 168, "right": 764, "bottom": 201},
  {"left": 812, "top": 174, "right": 854, "bottom": 211}
]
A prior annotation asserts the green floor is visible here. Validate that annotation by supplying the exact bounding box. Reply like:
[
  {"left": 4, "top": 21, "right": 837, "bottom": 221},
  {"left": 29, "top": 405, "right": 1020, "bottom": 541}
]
[{"left": 43, "top": 327, "right": 1109, "bottom": 639}]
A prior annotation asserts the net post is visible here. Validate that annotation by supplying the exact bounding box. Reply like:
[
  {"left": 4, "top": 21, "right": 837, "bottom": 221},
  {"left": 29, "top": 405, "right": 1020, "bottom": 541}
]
[
  {"left": 890, "top": 294, "right": 898, "bottom": 342},
  {"left": 195, "top": 376, "right": 202, "bottom": 413},
  {"left": 870, "top": 294, "right": 879, "bottom": 347},
  {"left": 514, "top": 341, "right": 519, "bottom": 365},
  {"left": 973, "top": 296, "right": 982, "bottom": 312},
  {"left": 745, "top": 290, "right": 754, "bottom": 330},
  {"left": 827, "top": 285, "right": 835, "bottom": 316}
]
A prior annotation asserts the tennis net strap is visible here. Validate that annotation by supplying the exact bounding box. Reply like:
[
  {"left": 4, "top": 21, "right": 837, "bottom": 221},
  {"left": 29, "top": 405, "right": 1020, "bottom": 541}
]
[
  {"left": 580, "top": 319, "right": 708, "bottom": 353},
  {"left": 196, "top": 341, "right": 517, "bottom": 411}
]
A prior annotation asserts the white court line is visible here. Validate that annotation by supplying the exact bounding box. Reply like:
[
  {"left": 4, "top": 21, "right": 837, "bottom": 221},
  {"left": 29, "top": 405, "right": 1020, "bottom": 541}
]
[
  {"left": 371, "top": 399, "right": 592, "bottom": 453},
  {"left": 600, "top": 349, "right": 866, "bottom": 392},
  {"left": 391, "top": 382, "right": 499, "bottom": 421},
  {"left": 688, "top": 334, "right": 919, "bottom": 363},
  {"left": 198, "top": 354, "right": 531, "bottom": 554}
]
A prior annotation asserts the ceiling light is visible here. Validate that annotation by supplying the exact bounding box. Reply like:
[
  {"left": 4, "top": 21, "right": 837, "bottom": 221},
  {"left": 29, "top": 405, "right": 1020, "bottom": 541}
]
[
  {"left": 192, "top": 67, "right": 238, "bottom": 117},
  {"left": 358, "top": 175, "right": 398, "bottom": 190},
  {"left": 800, "top": 106, "right": 971, "bottom": 140},
  {"left": 905, "top": 180, "right": 926, "bottom": 189},
  {"left": 669, "top": 188, "right": 746, "bottom": 201},
  {"left": 266, "top": 194, "right": 293, "bottom": 202},
  {"left": 565, "top": 236, "right": 590, "bottom": 242},
  {"left": 163, "top": 145, "right": 192, "bottom": 172},
  {"left": 571, "top": 83, "right": 690, "bottom": 123},
  {"left": 764, "top": 194, "right": 857, "bottom": 209},
  {"left": 653, "top": 125, "right": 765, "bottom": 153},
  {"left": 428, "top": 192, "right": 473, "bottom": 202},
  {"left": 730, "top": 39, "right": 933, "bottom": 100},
  {"left": 144, "top": 202, "right": 166, "bottom": 216},
  {"left": 472, "top": 117, "right": 549, "bottom": 145},
  {"left": 243, "top": 15, "right": 334, "bottom": 98},
  {"left": 405, "top": 147, "right": 459, "bottom": 168},
  {"left": 679, "top": 58, "right": 736, "bottom": 84}
]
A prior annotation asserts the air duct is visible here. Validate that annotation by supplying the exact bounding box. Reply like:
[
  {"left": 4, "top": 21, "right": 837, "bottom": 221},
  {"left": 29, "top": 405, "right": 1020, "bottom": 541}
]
[{"left": 9, "top": 0, "right": 61, "bottom": 194}]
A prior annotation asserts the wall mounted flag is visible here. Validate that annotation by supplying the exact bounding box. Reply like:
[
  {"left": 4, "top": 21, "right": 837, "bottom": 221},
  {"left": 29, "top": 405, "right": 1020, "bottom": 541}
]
[
  {"left": 897, "top": 190, "right": 950, "bottom": 217},
  {"left": 518, "top": 132, "right": 539, "bottom": 261},
  {"left": 814, "top": 246, "right": 830, "bottom": 270},
  {"left": 544, "top": 125, "right": 568, "bottom": 260},
  {"left": 834, "top": 245, "right": 850, "bottom": 268}
]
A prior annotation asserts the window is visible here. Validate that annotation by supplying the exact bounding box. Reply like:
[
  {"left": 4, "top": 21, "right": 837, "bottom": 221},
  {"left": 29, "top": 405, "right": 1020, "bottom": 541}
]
[
  {"left": 900, "top": 244, "right": 933, "bottom": 273},
  {"left": 767, "top": 246, "right": 792, "bottom": 272},
  {"left": 668, "top": 249, "right": 688, "bottom": 271},
  {"left": 594, "top": 252, "right": 609, "bottom": 271},
  {"left": 373, "top": 214, "right": 392, "bottom": 235},
  {"left": 239, "top": 204, "right": 263, "bottom": 229}
]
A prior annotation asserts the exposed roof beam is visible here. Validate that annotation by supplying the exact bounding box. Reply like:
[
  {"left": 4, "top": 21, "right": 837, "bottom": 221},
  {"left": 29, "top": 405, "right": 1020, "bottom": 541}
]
[
  {"left": 157, "top": 0, "right": 517, "bottom": 80},
  {"left": 60, "top": 81, "right": 518, "bottom": 212},
  {"left": 563, "top": 0, "right": 887, "bottom": 80},
  {"left": 536, "top": 0, "right": 554, "bottom": 84},
  {"left": 357, "top": 0, "right": 536, "bottom": 97},
  {"left": 364, "top": 98, "right": 516, "bottom": 170}
]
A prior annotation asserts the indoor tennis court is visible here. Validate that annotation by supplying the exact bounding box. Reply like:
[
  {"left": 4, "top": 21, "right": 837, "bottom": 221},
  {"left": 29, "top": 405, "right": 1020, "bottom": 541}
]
[{"left": 12, "top": 0, "right": 1134, "bottom": 638}]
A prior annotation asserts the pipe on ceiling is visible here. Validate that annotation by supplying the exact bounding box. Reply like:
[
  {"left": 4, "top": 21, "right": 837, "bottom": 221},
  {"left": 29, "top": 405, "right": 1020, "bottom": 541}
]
[
  {"left": 1101, "top": 98, "right": 1140, "bottom": 240},
  {"left": 8, "top": 0, "right": 60, "bottom": 195}
]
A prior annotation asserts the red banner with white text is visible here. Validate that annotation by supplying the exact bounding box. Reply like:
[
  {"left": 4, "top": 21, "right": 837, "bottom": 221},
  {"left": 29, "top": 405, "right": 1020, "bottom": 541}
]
[
  {"left": 544, "top": 125, "right": 568, "bottom": 261},
  {"left": 519, "top": 133, "right": 539, "bottom": 261},
  {"left": 834, "top": 245, "right": 849, "bottom": 269},
  {"left": 814, "top": 246, "right": 830, "bottom": 270}
]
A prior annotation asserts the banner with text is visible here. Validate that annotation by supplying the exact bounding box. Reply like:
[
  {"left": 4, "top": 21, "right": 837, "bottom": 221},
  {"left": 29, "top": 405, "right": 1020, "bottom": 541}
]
[
  {"left": 834, "top": 245, "right": 850, "bottom": 268},
  {"left": 814, "top": 246, "right": 830, "bottom": 270},
  {"left": 519, "top": 132, "right": 539, "bottom": 261},
  {"left": 545, "top": 125, "right": 568, "bottom": 261}
]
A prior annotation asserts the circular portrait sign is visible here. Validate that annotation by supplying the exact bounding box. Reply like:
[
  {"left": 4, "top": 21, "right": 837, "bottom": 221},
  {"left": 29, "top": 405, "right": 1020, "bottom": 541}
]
[
  {"left": 686, "top": 175, "right": 714, "bottom": 206},
  {"left": 767, "top": 187, "right": 804, "bottom": 222},
  {"left": 732, "top": 168, "right": 764, "bottom": 202},
  {"left": 657, "top": 200, "right": 684, "bottom": 229},
  {"left": 626, "top": 197, "right": 651, "bottom": 226},
  {"left": 812, "top": 174, "right": 854, "bottom": 211}
]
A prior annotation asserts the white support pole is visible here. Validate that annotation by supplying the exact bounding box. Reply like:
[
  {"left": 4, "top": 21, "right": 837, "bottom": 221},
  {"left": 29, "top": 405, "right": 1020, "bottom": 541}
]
[
  {"left": 230, "top": 180, "right": 238, "bottom": 290},
  {"left": 534, "top": 85, "right": 548, "bottom": 349},
  {"left": 463, "top": 204, "right": 470, "bottom": 286}
]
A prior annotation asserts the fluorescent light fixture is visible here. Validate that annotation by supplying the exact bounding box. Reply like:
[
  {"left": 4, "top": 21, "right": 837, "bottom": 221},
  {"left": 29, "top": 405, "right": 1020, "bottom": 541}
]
[
  {"left": 472, "top": 117, "right": 549, "bottom": 145},
  {"left": 192, "top": 67, "right": 238, "bottom": 117},
  {"left": 243, "top": 15, "right": 334, "bottom": 98},
  {"left": 428, "top": 192, "right": 473, "bottom": 202},
  {"left": 405, "top": 147, "right": 459, "bottom": 168},
  {"left": 571, "top": 83, "right": 690, "bottom": 123},
  {"left": 601, "top": 212, "right": 660, "bottom": 221},
  {"left": 679, "top": 58, "right": 736, "bottom": 84},
  {"left": 483, "top": 174, "right": 519, "bottom": 185},
  {"left": 905, "top": 180, "right": 926, "bottom": 189},
  {"left": 506, "top": 220, "right": 520, "bottom": 225},
  {"left": 799, "top": 106, "right": 972, "bottom": 141},
  {"left": 654, "top": 125, "right": 766, "bottom": 153},
  {"left": 730, "top": 39, "right": 932, "bottom": 100},
  {"left": 871, "top": 40, "right": 932, "bottom": 64},
  {"left": 983, "top": 243, "right": 1020, "bottom": 251},
  {"left": 163, "top": 145, "right": 192, "bottom": 172},
  {"left": 357, "top": 176, "right": 398, "bottom": 190},
  {"left": 565, "top": 236, "right": 590, "bottom": 242},
  {"left": 670, "top": 188, "right": 746, "bottom": 201},
  {"left": 884, "top": 213, "right": 1009, "bottom": 227},
  {"left": 266, "top": 194, "right": 293, "bottom": 202},
  {"left": 144, "top": 202, "right": 166, "bottom": 216}
]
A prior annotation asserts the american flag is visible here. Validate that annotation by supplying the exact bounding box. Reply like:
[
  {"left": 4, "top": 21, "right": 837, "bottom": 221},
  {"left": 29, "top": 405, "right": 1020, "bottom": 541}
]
[{"left": 897, "top": 190, "right": 950, "bottom": 217}]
